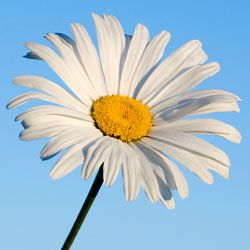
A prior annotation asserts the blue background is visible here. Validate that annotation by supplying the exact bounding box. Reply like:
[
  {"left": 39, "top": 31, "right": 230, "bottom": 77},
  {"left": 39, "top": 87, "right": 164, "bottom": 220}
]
[{"left": 0, "top": 1, "right": 249, "bottom": 249}]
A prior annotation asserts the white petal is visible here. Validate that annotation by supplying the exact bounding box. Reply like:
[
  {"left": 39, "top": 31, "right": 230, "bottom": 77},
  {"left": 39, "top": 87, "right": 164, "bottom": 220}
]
[
  {"left": 15, "top": 105, "right": 91, "bottom": 123},
  {"left": 135, "top": 143, "right": 176, "bottom": 189},
  {"left": 45, "top": 33, "right": 100, "bottom": 101},
  {"left": 21, "top": 114, "right": 91, "bottom": 129},
  {"left": 143, "top": 138, "right": 214, "bottom": 184},
  {"left": 158, "top": 154, "right": 189, "bottom": 199},
  {"left": 103, "top": 14, "right": 126, "bottom": 93},
  {"left": 146, "top": 62, "right": 220, "bottom": 107},
  {"left": 169, "top": 62, "right": 220, "bottom": 94},
  {"left": 152, "top": 89, "right": 239, "bottom": 121},
  {"left": 156, "top": 176, "right": 175, "bottom": 209},
  {"left": 119, "top": 23, "right": 149, "bottom": 96},
  {"left": 121, "top": 143, "right": 141, "bottom": 202},
  {"left": 154, "top": 118, "right": 241, "bottom": 143},
  {"left": 193, "top": 154, "right": 230, "bottom": 179},
  {"left": 25, "top": 41, "right": 94, "bottom": 105},
  {"left": 92, "top": 14, "right": 125, "bottom": 94},
  {"left": 103, "top": 139, "right": 123, "bottom": 187},
  {"left": 120, "top": 35, "right": 132, "bottom": 76},
  {"left": 7, "top": 92, "right": 58, "bottom": 110},
  {"left": 151, "top": 89, "right": 239, "bottom": 113},
  {"left": 54, "top": 33, "right": 76, "bottom": 47},
  {"left": 71, "top": 23, "right": 107, "bottom": 96},
  {"left": 20, "top": 125, "right": 67, "bottom": 140},
  {"left": 154, "top": 98, "right": 214, "bottom": 124},
  {"left": 149, "top": 131, "right": 230, "bottom": 166},
  {"left": 50, "top": 142, "right": 87, "bottom": 179},
  {"left": 131, "top": 143, "right": 159, "bottom": 202},
  {"left": 194, "top": 101, "right": 240, "bottom": 115},
  {"left": 137, "top": 142, "right": 189, "bottom": 198},
  {"left": 155, "top": 95, "right": 239, "bottom": 124},
  {"left": 160, "top": 197, "right": 175, "bottom": 209},
  {"left": 11, "top": 75, "right": 89, "bottom": 113},
  {"left": 20, "top": 114, "right": 93, "bottom": 140},
  {"left": 130, "top": 31, "right": 171, "bottom": 97},
  {"left": 153, "top": 164, "right": 175, "bottom": 208},
  {"left": 24, "top": 51, "right": 43, "bottom": 60},
  {"left": 40, "top": 127, "right": 102, "bottom": 160},
  {"left": 82, "top": 137, "right": 112, "bottom": 180},
  {"left": 137, "top": 40, "right": 207, "bottom": 101}
]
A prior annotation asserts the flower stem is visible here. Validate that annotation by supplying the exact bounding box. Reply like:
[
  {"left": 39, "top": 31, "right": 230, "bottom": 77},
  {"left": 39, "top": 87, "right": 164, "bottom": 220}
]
[{"left": 61, "top": 164, "right": 104, "bottom": 250}]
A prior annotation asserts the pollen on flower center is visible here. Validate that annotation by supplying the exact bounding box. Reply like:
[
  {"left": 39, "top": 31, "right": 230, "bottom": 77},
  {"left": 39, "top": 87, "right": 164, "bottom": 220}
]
[{"left": 91, "top": 95, "right": 153, "bottom": 143}]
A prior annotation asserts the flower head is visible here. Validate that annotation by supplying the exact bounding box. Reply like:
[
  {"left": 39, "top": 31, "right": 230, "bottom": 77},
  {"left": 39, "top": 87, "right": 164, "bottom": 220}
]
[{"left": 8, "top": 13, "right": 241, "bottom": 208}]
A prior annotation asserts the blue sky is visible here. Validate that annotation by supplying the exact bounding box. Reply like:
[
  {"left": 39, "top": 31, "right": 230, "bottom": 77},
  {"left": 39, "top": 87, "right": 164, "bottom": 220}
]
[{"left": 0, "top": 0, "right": 249, "bottom": 249}]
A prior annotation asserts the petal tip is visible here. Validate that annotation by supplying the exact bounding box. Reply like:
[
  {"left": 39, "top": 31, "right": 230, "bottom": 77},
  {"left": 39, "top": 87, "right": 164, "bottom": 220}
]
[
  {"left": 91, "top": 12, "right": 100, "bottom": 20},
  {"left": 50, "top": 171, "right": 60, "bottom": 180},
  {"left": 6, "top": 102, "right": 11, "bottom": 110},
  {"left": 231, "top": 129, "right": 242, "bottom": 144},
  {"left": 191, "top": 39, "right": 202, "bottom": 47},
  {"left": 180, "top": 189, "right": 189, "bottom": 199}
]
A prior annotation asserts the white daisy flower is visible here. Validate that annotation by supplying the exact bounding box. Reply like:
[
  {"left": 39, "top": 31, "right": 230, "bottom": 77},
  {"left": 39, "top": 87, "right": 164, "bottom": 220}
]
[{"left": 8, "top": 13, "right": 241, "bottom": 209}]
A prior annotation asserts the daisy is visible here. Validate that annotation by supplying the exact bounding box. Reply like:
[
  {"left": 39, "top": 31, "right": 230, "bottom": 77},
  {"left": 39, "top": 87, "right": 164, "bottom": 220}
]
[{"left": 8, "top": 13, "right": 241, "bottom": 209}]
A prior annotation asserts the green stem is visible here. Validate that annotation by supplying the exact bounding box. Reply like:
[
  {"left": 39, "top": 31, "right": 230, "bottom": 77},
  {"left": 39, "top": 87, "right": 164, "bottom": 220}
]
[{"left": 61, "top": 164, "right": 104, "bottom": 250}]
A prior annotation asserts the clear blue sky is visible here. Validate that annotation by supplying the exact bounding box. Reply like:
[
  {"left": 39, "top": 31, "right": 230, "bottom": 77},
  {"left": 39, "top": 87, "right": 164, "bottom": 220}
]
[{"left": 0, "top": 1, "right": 249, "bottom": 249}]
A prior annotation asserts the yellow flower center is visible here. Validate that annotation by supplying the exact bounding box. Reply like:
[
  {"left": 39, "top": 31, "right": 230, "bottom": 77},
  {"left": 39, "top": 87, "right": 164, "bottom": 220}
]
[{"left": 91, "top": 95, "right": 153, "bottom": 143}]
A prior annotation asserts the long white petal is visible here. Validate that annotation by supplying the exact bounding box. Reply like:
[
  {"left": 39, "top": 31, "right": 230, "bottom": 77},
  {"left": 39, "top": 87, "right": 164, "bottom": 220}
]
[
  {"left": 151, "top": 89, "right": 239, "bottom": 121},
  {"left": 26, "top": 32, "right": 77, "bottom": 60},
  {"left": 154, "top": 96, "right": 239, "bottom": 125},
  {"left": 120, "top": 35, "right": 132, "bottom": 77},
  {"left": 130, "top": 31, "right": 170, "bottom": 97},
  {"left": 25, "top": 32, "right": 77, "bottom": 58},
  {"left": 7, "top": 92, "right": 58, "bottom": 110},
  {"left": 195, "top": 154, "right": 230, "bottom": 179},
  {"left": 137, "top": 40, "right": 207, "bottom": 101},
  {"left": 25, "top": 42, "right": 94, "bottom": 105},
  {"left": 11, "top": 75, "right": 89, "bottom": 113},
  {"left": 45, "top": 33, "right": 99, "bottom": 101},
  {"left": 154, "top": 98, "right": 215, "bottom": 123},
  {"left": 103, "top": 139, "right": 123, "bottom": 187},
  {"left": 40, "top": 128, "right": 102, "bottom": 160},
  {"left": 158, "top": 153, "right": 189, "bottom": 199},
  {"left": 21, "top": 114, "right": 91, "bottom": 128},
  {"left": 71, "top": 22, "right": 107, "bottom": 96},
  {"left": 193, "top": 101, "right": 240, "bottom": 115},
  {"left": 20, "top": 115, "right": 93, "bottom": 140},
  {"left": 121, "top": 143, "right": 141, "bottom": 202},
  {"left": 156, "top": 176, "right": 175, "bottom": 209},
  {"left": 119, "top": 23, "right": 149, "bottom": 96},
  {"left": 20, "top": 125, "right": 68, "bottom": 140},
  {"left": 153, "top": 164, "right": 175, "bottom": 208},
  {"left": 104, "top": 14, "right": 126, "bottom": 93},
  {"left": 50, "top": 142, "right": 88, "bottom": 179},
  {"left": 135, "top": 143, "right": 176, "bottom": 189},
  {"left": 82, "top": 137, "right": 112, "bottom": 180},
  {"left": 143, "top": 138, "right": 214, "bottom": 184},
  {"left": 15, "top": 105, "right": 91, "bottom": 123},
  {"left": 154, "top": 118, "right": 241, "bottom": 143},
  {"left": 149, "top": 131, "right": 230, "bottom": 166},
  {"left": 146, "top": 62, "right": 220, "bottom": 107},
  {"left": 131, "top": 143, "right": 159, "bottom": 202},
  {"left": 137, "top": 142, "right": 189, "bottom": 198},
  {"left": 151, "top": 89, "right": 239, "bottom": 112},
  {"left": 92, "top": 14, "right": 125, "bottom": 94}
]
